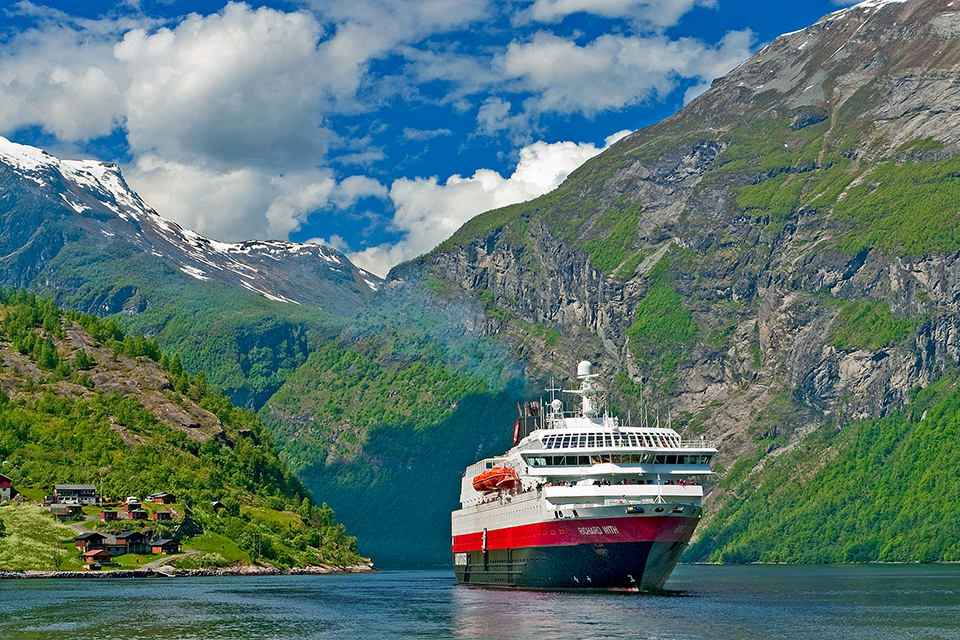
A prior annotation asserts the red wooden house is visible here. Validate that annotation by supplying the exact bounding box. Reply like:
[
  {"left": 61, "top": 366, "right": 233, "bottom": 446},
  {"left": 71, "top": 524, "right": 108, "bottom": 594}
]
[
  {"left": 151, "top": 511, "right": 172, "bottom": 521},
  {"left": 127, "top": 508, "right": 148, "bottom": 520},
  {"left": 81, "top": 548, "right": 112, "bottom": 568},
  {"left": 147, "top": 492, "right": 176, "bottom": 504},
  {"left": 150, "top": 538, "right": 180, "bottom": 554},
  {"left": 111, "top": 531, "right": 148, "bottom": 555},
  {"left": 100, "top": 510, "right": 119, "bottom": 521}
]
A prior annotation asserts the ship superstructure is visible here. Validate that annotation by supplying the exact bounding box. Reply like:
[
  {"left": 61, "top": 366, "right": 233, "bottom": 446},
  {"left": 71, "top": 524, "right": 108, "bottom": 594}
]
[{"left": 452, "top": 361, "right": 715, "bottom": 590}]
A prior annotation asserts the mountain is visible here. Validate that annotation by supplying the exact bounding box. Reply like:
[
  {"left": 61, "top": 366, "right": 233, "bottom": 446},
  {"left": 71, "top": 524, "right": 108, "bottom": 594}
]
[
  {"left": 0, "top": 290, "right": 363, "bottom": 571},
  {"left": 270, "top": 0, "right": 960, "bottom": 564},
  {"left": 0, "top": 137, "right": 382, "bottom": 407}
]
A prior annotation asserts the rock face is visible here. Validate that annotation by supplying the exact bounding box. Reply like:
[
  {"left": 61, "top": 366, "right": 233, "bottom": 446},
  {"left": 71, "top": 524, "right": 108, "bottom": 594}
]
[{"left": 396, "top": 0, "right": 960, "bottom": 467}]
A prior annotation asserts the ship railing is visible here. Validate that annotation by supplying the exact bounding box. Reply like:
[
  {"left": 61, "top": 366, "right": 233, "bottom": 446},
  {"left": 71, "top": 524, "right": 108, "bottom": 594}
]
[{"left": 679, "top": 440, "right": 715, "bottom": 448}]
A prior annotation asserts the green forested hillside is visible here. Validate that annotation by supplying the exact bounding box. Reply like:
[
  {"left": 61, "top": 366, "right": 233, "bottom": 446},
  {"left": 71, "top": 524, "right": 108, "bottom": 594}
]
[
  {"left": 0, "top": 290, "right": 361, "bottom": 569},
  {"left": 689, "top": 374, "right": 960, "bottom": 563}
]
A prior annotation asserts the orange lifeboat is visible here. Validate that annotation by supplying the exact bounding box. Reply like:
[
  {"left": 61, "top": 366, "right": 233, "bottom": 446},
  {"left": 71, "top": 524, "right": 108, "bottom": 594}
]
[{"left": 472, "top": 467, "right": 519, "bottom": 493}]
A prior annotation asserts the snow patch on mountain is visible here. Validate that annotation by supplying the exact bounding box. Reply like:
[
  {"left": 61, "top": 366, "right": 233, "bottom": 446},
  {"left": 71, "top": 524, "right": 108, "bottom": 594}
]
[{"left": 0, "top": 136, "right": 384, "bottom": 308}]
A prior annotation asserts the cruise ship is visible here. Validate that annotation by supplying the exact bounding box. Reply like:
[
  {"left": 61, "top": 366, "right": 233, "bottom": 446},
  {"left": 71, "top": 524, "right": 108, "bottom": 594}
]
[{"left": 451, "top": 361, "right": 716, "bottom": 590}]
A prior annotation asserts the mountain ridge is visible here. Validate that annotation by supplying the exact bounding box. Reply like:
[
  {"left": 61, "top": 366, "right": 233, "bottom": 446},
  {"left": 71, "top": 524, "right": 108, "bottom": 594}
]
[{"left": 0, "top": 136, "right": 382, "bottom": 311}]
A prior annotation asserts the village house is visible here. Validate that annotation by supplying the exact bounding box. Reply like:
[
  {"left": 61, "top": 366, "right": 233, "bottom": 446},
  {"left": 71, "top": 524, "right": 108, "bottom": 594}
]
[
  {"left": 150, "top": 538, "right": 180, "bottom": 554},
  {"left": 49, "top": 504, "right": 82, "bottom": 520},
  {"left": 151, "top": 511, "right": 172, "bottom": 522},
  {"left": 74, "top": 532, "right": 106, "bottom": 552},
  {"left": 81, "top": 548, "right": 112, "bottom": 569},
  {"left": 100, "top": 510, "right": 118, "bottom": 521},
  {"left": 54, "top": 484, "right": 97, "bottom": 505},
  {"left": 0, "top": 473, "right": 13, "bottom": 501},
  {"left": 109, "top": 531, "right": 148, "bottom": 555},
  {"left": 127, "top": 508, "right": 148, "bottom": 521},
  {"left": 147, "top": 492, "right": 176, "bottom": 504},
  {"left": 124, "top": 501, "right": 142, "bottom": 512}
]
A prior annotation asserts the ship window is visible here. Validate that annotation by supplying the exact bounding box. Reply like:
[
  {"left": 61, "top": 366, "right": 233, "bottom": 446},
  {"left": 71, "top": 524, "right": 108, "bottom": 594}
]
[
  {"left": 654, "top": 455, "right": 665, "bottom": 464},
  {"left": 666, "top": 455, "right": 677, "bottom": 464},
  {"left": 565, "top": 456, "right": 578, "bottom": 465},
  {"left": 604, "top": 434, "right": 613, "bottom": 447},
  {"left": 579, "top": 456, "right": 590, "bottom": 465},
  {"left": 628, "top": 434, "right": 637, "bottom": 447},
  {"left": 631, "top": 454, "right": 642, "bottom": 463},
  {"left": 601, "top": 455, "right": 611, "bottom": 463},
  {"left": 579, "top": 435, "right": 587, "bottom": 447},
  {"left": 703, "top": 455, "right": 713, "bottom": 465},
  {"left": 587, "top": 434, "right": 596, "bottom": 447},
  {"left": 590, "top": 455, "right": 601, "bottom": 464},
  {"left": 562, "top": 436, "right": 571, "bottom": 448},
  {"left": 610, "top": 454, "right": 621, "bottom": 463}
]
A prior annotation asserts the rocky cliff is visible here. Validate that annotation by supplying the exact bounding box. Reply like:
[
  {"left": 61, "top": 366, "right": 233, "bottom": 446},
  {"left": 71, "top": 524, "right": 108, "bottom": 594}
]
[{"left": 397, "top": 0, "right": 960, "bottom": 473}]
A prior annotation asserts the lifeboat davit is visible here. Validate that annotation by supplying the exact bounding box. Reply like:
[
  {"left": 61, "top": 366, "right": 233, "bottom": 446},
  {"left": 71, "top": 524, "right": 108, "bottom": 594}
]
[{"left": 472, "top": 467, "right": 519, "bottom": 493}]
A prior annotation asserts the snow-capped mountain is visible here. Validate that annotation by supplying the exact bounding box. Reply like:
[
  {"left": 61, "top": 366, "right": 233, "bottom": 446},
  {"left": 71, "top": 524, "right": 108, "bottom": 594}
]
[{"left": 0, "top": 137, "right": 381, "bottom": 314}]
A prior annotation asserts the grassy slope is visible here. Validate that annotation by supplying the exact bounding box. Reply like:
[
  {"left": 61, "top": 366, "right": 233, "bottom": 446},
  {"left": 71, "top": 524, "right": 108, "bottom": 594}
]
[{"left": 0, "top": 505, "right": 82, "bottom": 571}]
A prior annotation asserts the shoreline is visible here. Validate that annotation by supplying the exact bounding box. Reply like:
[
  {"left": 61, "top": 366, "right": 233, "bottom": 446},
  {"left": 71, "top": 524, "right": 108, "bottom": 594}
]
[{"left": 0, "top": 562, "right": 375, "bottom": 580}]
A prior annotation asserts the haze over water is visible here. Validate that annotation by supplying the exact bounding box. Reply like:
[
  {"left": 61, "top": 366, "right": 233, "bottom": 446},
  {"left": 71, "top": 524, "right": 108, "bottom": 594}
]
[{"left": 2, "top": 565, "right": 959, "bottom": 639}]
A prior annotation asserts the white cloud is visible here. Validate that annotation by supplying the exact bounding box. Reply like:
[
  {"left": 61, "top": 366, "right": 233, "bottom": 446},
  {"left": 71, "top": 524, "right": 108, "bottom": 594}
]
[
  {"left": 402, "top": 127, "right": 452, "bottom": 141},
  {"left": 0, "top": 14, "right": 128, "bottom": 140},
  {"left": 127, "top": 157, "right": 334, "bottom": 240},
  {"left": 520, "top": 0, "right": 716, "bottom": 29},
  {"left": 307, "top": 0, "right": 493, "bottom": 107},
  {"left": 115, "top": 3, "right": 332, "bottom": 172},
  {"left": 349, "top": 131, "right": 632, "bottom": 276},
  {"left": 497, "top": 29, "right": 754, "bottom": 116}
]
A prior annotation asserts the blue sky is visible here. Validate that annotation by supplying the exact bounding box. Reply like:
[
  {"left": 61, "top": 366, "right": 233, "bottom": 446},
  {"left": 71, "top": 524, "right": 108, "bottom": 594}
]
[{"left": 0, "top": 0, "right": 859, "bottom": 276}]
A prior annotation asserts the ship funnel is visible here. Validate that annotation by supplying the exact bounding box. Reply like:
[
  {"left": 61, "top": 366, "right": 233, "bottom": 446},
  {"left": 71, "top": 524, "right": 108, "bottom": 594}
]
[{"left": 577, "top": 360, "right": 593, "bottom": 378}]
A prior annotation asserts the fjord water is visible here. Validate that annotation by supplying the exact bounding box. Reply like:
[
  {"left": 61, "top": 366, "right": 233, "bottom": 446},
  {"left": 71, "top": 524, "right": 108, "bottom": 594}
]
[{"left": 2, "top": 565, "right": 960, "bottom": 639}]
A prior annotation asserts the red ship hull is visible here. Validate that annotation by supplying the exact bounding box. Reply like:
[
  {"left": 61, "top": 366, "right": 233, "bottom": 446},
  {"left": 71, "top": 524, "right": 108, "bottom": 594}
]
[{"left": 453, "top": 514, "right": 698, "bottom": 590}]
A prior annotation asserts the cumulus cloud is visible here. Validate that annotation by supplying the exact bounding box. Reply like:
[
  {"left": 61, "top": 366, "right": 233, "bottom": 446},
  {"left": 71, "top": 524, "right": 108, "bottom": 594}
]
[
  {"left": 497, "top": 29, "right": 754, "bottom": 116},
  {"left": 349, "top": 130, "right": 631, "bottom": 276},
  {"left": 127, "top": 157, "right": 332, "bottom": 240},
  {"left": 115, "top": 4, "right": 332, "bottom": 172},
  {"left": 0, "top": 12, "right": 128, "bottom": 140},
  {"left": 519, "top": 0, "right": 716, "bottom": 29}
]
